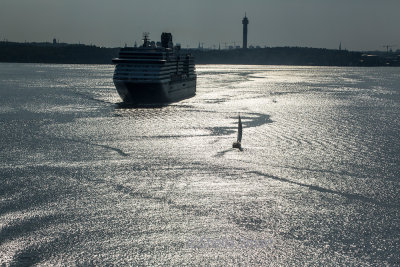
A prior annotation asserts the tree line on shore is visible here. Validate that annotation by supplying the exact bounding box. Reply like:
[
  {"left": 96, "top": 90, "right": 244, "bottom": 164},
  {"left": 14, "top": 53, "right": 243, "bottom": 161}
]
[{"left": 0, "top": 41, "right": 399, "bottom": 66}]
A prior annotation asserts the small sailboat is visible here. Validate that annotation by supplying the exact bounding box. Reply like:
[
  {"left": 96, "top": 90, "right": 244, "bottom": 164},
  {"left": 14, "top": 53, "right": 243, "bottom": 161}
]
[{"left": 232, "top": 114, "right": 243, "bottom": 150}]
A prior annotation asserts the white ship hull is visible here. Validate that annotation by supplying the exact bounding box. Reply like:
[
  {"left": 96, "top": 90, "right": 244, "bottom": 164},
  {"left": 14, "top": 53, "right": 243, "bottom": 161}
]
[{"left": 113, "top": 78, "right": 196, "bottom": 103}]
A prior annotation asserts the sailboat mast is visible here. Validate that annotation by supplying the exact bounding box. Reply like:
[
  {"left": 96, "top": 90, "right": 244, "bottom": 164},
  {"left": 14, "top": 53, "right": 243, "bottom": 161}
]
[{"left": 237, "top": 115, "right": 242, "bottom": 143}]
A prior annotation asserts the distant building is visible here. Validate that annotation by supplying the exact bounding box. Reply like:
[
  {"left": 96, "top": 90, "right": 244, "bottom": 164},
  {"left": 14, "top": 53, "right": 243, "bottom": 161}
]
[
  {"left": 53, "top": 38, "right": 57, "bottom": 45},
  {"left": 242, "top": 14, "right": 249, "bottom": 49}
]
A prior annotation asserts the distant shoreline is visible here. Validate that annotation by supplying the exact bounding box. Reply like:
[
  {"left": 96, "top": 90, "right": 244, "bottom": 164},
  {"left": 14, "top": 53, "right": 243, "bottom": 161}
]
[{"left": 1, "top": 41, "right": 399, "bottom": 66}]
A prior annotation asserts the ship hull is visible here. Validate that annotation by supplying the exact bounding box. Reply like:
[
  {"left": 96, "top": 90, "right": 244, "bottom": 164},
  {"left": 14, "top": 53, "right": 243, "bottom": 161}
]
[{"left": 113, "top": 78, "right": 196, "bottom": 104}]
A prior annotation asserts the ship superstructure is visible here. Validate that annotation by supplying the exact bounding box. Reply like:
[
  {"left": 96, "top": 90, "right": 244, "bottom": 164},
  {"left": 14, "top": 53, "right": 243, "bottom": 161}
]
[{"left": 112, "top": 33, "right": 196, "bottom": 103}]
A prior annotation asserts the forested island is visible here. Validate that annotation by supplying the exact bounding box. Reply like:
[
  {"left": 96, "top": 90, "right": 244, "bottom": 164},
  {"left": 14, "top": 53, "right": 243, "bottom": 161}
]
[
  {"left": 1, "top": 41, "right": 399, "bottom": 66},
  {"left": 189, "top": 48, "right": 399, "bottom": 66},
  {"left": 0, "top": 41, "right": 119, "bottom": 64}
]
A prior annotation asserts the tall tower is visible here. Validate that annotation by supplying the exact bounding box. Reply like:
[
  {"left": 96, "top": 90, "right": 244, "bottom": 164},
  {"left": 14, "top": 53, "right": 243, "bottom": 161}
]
[{"left": 242, "top": 13, "right": 249, "bottom": 49}]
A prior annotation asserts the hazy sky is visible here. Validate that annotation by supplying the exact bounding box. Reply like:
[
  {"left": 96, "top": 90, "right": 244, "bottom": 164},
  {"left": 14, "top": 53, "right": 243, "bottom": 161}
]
[{"left": 1, "top": 0, "right": 399, "bottom": 51}]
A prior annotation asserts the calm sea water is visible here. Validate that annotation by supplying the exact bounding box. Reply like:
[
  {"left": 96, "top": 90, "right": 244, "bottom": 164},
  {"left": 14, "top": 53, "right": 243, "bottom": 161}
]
[{"left": 0, "top": 63, "right": 399, "bottom": 266}]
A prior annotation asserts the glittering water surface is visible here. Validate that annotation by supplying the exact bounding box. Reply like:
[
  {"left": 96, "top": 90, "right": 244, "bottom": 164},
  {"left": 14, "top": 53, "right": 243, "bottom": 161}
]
[{"left": 0, "top": 63, "right": 399, "bottom": 266}]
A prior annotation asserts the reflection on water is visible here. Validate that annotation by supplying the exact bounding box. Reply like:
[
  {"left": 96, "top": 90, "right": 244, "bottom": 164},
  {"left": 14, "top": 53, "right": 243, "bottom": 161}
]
[{"left": 0, "top": 63, "right": 399, "bottom": 265}]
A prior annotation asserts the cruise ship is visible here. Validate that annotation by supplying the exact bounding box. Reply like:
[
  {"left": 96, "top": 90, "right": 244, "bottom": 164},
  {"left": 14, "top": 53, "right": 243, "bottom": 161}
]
[{"left": 112, "top": 33, "right": 196, "bottom": 103}]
